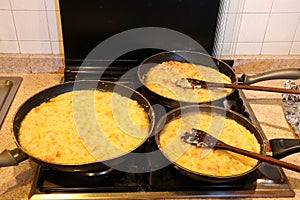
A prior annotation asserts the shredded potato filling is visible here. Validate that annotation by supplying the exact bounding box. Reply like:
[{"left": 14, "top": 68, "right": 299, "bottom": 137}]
[
  {"left": 159, "top": 112, "right": 260, "bottom": 176},
  {"left": 144, "top": 61, "right": 232, "bottom": 102},
  {"left": 19, "top": 90, "right": 150, "bottom": 164}
]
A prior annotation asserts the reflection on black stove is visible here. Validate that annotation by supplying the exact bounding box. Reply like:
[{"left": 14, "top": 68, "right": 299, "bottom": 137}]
[
  {"left": 148, "top": 165, "right": 258, "bottom": 191},
  {"left": 224, "top": 90, "right": 249, "bottom": 118},
  {"left": 257, "top": 162, "right": 285, "bottom": 182},
  {"left": 38, "top": 164, "right": 261, "bottom": 194},
  {"left": 38, "top": 167, "right": 148, "bottom": 192}
]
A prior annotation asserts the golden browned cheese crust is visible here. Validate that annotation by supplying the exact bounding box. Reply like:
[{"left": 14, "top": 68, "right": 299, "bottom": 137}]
[
  {"left": 19, "top": 90, "right": 149, "bottom": 164},
  {"left": 144, "top": 61, "right": 232, "bottom": 102},
  {"left": 159, "top": 112, "right": 260, "bottom": 177}
]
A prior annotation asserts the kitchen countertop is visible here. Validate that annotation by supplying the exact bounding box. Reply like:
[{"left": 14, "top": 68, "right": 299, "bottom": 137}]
[{"left": 0, "top": 72, "right": 299, "bottom": 200}]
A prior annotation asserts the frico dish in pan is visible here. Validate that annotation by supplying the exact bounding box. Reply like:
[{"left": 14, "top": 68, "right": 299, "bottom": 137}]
[
  {"left": 19, "top": 90, "right": 149, "bottom": 164},
  {"left": 144, "top": 61, "right": 232, "bottom": 103},
  {"left": 158, "top": 111, "right": 260, "bottom": 177}
]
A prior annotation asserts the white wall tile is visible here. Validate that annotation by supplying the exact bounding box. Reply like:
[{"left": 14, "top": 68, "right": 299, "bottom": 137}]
[
  {"left": 45, "top": 0, "right": 59, "bottom": 11},
  {"left": 0, "top": 11, "right": 17, "bottom": 40},
  {"left": 14, "top": 11, "right": 49, "bottom": 40},
  {"left": 235, "top": 42, "right": 262, "bottom": 55},
  {"left": 294, "top": 21, "right": 300, "bottom": 41},
  {"left": 10, "top": 0, "right": 45, "bottom": 10},
  {"left": 243, "top": 0, "right": 273, "bottom": 13},
  {"left": 51, "top": 41, "right": 63, "bottom": 54},
  {"left": 227, "top": 0, "right": 244, "bottom": 13},
  {"left": 238, "top": 14, "right": 269, "bottom": 42},
  {"left": 222, "top": 14, "right": 241, "bottom": 42},
  {"left": 47, "top": 11, "right": 62, "bottom": 41},
  {"left": 0, "top": 41, "right": 19, "bottom": 53},
  {"left": 261, "top": 42, "right": 292, "bottom": 55},
  {"left": 264, "top": 14, "right": 299, "bottom": 42},
  {"left": 272, "top": 0, "right": 300, "bottom": 12},
  {"left": 217, "top": 43, "right": 236, "bottom": 56},
  {"left": 290, "top": 42, "right": 300, "bottom": 54},
  {"left": 19, "top": 41, "right": 51, "bottom": 53},
  {"left": 0, "top": 0, "right": 11, "bottom": 10}
]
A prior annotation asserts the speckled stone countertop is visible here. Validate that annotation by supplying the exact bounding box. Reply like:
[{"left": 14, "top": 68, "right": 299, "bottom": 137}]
[
  {"left": 0, "top": 73, "right": 63, "bottom": 200},
  {"left": 0, "top": 57, "right": 300, "bottom": 199}
]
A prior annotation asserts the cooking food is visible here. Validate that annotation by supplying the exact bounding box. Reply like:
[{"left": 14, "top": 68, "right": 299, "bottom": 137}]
[
  {"left": 158, "top": 111, "right": 260, "bottom": 177},
  {"left": 19, "top": 90, "right": 149, "bottom": 164},
  {"left": 144, "top": 61, "right": 232, "bottom": 102}
]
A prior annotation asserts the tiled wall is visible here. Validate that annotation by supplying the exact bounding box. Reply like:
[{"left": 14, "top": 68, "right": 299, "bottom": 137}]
[
  {"left": 0, "top": 0, "right": 299, "bottom": 56},
  {"left": 0, "top": 0, "right": 62, "bottom": 54},
  {"left": 216, "top": 0, "right": 300, "bottom": 56}
]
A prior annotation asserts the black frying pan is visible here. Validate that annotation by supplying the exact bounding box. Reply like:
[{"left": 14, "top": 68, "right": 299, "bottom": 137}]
[
  {"left": 0, "top": 80, "right": 155, "bottom": 172},
  {"left": 154, "top": 105, "right": 300, "bottom": 183},
  {"left": 138, "top": 50, "right": 300, "bottom": 108}
]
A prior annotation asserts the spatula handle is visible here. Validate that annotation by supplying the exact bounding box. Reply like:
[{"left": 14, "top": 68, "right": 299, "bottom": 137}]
[
  {"left": 216, "top": 82, "right": 300, "bottom": 94},
  {"left": 185, "top": 78, "right": 300, "bottom": 94},
  {"left": 220, "top": 144, "right": 300, "bottom": 173}
]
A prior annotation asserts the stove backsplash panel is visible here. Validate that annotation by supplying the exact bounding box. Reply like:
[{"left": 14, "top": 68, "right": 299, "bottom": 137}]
[{"left": 59, "top": 0, "right": 222, "bottom": 67}]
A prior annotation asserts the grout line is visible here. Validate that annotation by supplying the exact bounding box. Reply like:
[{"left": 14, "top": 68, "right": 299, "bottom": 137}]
[
  {"left": 0, "top": 40, "right": 53, "bottom": 42},
  {"left": 44, "top": 0, "right": 53, "bottom": 54},
  {"left": 260, "top": 0, "right": 274, "bottom": 55},
  {"left": 231, "top": 0, "right": 245, "bottom": 59},
  {"left": 220, "top": 0, "right": 230, "bottom": 57},
  {"left": 229, "top": 11, "right": 300, "bottom": 14},
  {"left": 289, "top": 16, "right": 300, "bottom": 54},
  {"left": 8, "top": 0, "right": 21, "bottom": 54}
]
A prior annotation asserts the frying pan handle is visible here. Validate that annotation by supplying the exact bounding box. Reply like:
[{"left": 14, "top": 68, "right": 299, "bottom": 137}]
[
  {"left": 269, "top": 138, "right": 300, "bottom": 159},
  {"left": 0, "top": 148, "right": 28, "bottom": 167},
  {"left": 241, "top": 68, "right": 300, "bottom": 85}
]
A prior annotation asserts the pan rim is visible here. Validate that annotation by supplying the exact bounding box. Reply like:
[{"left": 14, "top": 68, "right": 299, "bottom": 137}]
[
  {"left": 137, "top": 50, "right": 238, "bottom": 105},
  {"left": 154, "top": 104, "right": 265, "bottom": 181}
]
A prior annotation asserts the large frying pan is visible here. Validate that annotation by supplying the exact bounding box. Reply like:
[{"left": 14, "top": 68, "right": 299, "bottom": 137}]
[
  {"left": 155, "top": 105, "right": 300, "bottom": 183},
  {"left": 0, "top": 80, "right": 154, "bottom": 172},
  {"left": 138, "top": 50, "right": 300, "bottom": 107}
]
